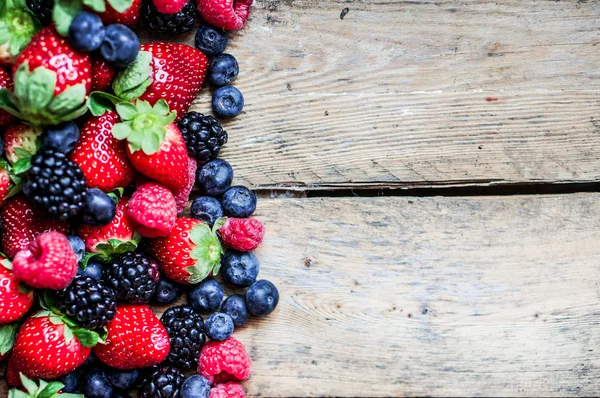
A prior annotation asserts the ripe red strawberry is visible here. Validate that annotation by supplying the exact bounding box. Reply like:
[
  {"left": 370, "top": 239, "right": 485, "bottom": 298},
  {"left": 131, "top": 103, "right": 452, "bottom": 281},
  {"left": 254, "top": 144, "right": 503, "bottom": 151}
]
[
  {"left": 210, "top": 383, "right": 246, "bottom": 398},
  {"left": 0, "top": 68, "right": 16, "bottom": 127},
  {"left": 6, "top": 357, "right": 20, "bottom": 386},
  {"left": 13, "top": 231, "right": 78, "bottom": 290},
  {"left": 0, "top": 259, "right": 34, "bottom": 325},
  {"left": 11, "top": 311, "right": 93, "bottom": 380},
  {"left": 1, "top": 195, "right": 70, "bottom": 258},
  {"left": 174, "top": 156, "right": 197, "bottom": 214},
  {"left": 98, "top": 0, "right": 142, "bottom": 28},
  {"left": 91, "top": 57, "right": 116, "bottom": 92},
  {"left": 127, "top": 182, "right": 177, "bottom": 238},
  {"left": 94, "top": 304, "right": 170, "bottom": 370},
  {"left": 198, "top": 337, "right": 251, "bottom": 385},
  {"left": 151, "top": 217, "right": 223, "bottom": 284},
  {"left": 219, "top": 218, "right": 264, "bottom": 252},
  {"left": 112, "top": 43, "right": 208, "bottom": 120},
  {"left": 112, "top": 100, "right": 189, "bottom": 192},
  {"left": 70, "top": 111, "right": 136, "bottom": 192},
  {"left": 3, "top": 123, "right": 42, "bottom": 164},
  {"left": 78, "top": 197, "right": 139, "bottom": 260},
  {"left": 0, "top": 164, "right": 11, "bottom": 208},
  {"left": 197, "top": 0, "right": 253, "bottom": 31},
  {"left": 153, "top": 0, "right": 187, "bottom": 13},
  {"left": 0, "top": 27, "right": 92, "bottom": 125}
]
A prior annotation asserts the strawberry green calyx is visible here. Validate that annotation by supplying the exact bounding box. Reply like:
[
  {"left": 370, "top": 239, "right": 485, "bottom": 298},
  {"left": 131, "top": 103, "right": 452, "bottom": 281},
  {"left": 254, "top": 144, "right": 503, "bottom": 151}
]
[
  {"left": 33, "top": 310, "right": 104, "bottom": 348},
  {"left": 52, "top": 0, "right": 134, "bottom": 36},
  {"left": 0, "top": 0, "right": 40, "bottom": 62},
  {"left": 113, "top": 51, "right": 153, "bottom": 101},
  {"left": 187, "top": 221, "right": 224, "bottom": 283},
  {"left": 113, "top": 99, "right": 177, "bottom": 154},
  {"left": 0, "top": 62, "right": 88, "bottom": 126},
  {"left": 86, "top": 232, "right": 142, "bottom": 263},
  {"left": 0, "top": 323, "right": 18, "bottom": 355},
  {"left": 10, "top": 373, "right": 84, "bottom": 398}
]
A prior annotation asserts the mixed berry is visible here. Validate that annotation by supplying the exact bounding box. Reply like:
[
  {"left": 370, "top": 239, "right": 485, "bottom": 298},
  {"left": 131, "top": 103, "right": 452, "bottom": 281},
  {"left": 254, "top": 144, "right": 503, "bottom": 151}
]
[{"left": 0, "top": 0, "right": 277, "bottom": 397}]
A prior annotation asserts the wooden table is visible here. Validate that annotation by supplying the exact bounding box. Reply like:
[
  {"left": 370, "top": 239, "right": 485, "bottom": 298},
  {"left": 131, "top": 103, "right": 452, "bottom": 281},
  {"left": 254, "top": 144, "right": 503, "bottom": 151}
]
[{"left": 4, "top": 0, "right": 600, "bottom": 396}]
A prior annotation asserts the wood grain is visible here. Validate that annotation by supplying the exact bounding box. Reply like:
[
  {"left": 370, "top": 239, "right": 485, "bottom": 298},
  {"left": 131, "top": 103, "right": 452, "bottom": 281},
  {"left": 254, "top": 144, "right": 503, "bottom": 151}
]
[{"left": 163, "top": 0, "right": 600, "bottom": 190}]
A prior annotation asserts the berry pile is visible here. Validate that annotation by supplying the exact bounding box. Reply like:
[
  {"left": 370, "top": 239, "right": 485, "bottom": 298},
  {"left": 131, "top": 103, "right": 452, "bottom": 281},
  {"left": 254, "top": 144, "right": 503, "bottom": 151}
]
[{"left": 0, "top": 0, "right": 278, "bottom": 397}]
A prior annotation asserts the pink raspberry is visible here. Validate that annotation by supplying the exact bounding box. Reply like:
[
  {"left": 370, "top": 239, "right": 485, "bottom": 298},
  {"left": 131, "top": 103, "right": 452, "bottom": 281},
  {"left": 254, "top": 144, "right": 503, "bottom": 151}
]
[
  {"left": 198, "top": 337, "right": 251, "bottom": 385},
  {"left": 210, "top": 382, "right": 245, "bottom": 398},
  {"left": 197, "top": 0, "right": 253, "bottom": 31},
  {"left": 218, "top": 218, "right": 264, "bottom": 252}
]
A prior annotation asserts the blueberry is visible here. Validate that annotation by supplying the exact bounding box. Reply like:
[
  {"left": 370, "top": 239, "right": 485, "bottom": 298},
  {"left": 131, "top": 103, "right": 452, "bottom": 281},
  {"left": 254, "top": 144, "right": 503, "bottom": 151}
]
[
  {"left": 209, "top": 54, "right": 239, "bottom": 86},
  {"left": 100, "top": 24, "right": 140, "bottom": 68},
  {"left": 246, "top": 280, "right": 279, "bottom": 316},
  {"left": 190, "top": 196, "right": 223, "bottom": 225},
  {"left": 221, "top": 250, "right": 259, "bottom": 288},
  {"left": 112, "top": 391, "right": 131, "bottom": 398},
  {"left": 221, "top": 295, "right": 249, "bottom": 327},
  {"left": 181, "top": 375, "right": 211, "bottom": 398},
  {"left": 221, "top": 186, "right": 256, "bottom": 218},
  {"left": 152, "top": 278, "right": 181, "bottom": 305},
  {"left": 204, "top": 312, "right": 234, "bottom": 341},
  {"left": 67, "top": 235, "right": 85, "bottom": 263},
  {"left": 42, "top": 122, "right": 80, "bottom": 154},
  {"left": 81, "top": 188, "right": 117, "bottom": 226},
  {"left": 195, "top": 24, "right": 228, "bottom": 56},
  {"left": 105, "top": 368, "right": 139, "bottom": 390},
  {"left": 69, "top": 12, "right": 105, "bottom": 52},
  {"left": 196, "top": 159, "right": 233, "bottom": 196},
  {"left": 78, "top": 260, "right": 103, "bottom": 281},
  {"left": 58, "top": 372, "right": 79, "bottom": 393},
  {"left": 212, "top": 86, "right": 244, "bottom": 118},
  {"left": 188, "top": 279, "right": 224, "bottom": 313},
  {"left": 81, "top": 369, "right": 113, "bottom": 398}
]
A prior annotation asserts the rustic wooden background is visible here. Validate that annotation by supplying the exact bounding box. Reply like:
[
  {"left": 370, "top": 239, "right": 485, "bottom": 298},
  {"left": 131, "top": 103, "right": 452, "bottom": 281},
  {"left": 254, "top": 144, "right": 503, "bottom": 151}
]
[{"left": 4, "top": 0, "right": 600, "bottom": 396}]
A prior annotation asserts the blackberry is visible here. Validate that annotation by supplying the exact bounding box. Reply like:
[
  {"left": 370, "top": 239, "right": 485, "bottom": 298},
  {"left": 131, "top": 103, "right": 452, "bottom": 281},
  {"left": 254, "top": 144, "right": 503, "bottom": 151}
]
[
  {"left": 57, "top": 274, "right": 117, "bottom": 330},
  {"left": 104, "top": 253, "right": 160, "bottom": 303},
  {"left": 178, "top": 112, "right": 228, "bottom": 162},
  {"left": 139, "top": 365, "right": 185, "bottom": 398},
  {"left": 141, "top": 0, "right": 197, "bottom": 34},
  {"left": 23, "top": 149, "right": 87, "bottom": 220},
  {"left": 161, "top": 305, "right": 205, "bottom": 369},
  {"left": 26, "top": 0, "right": 54, "bottom": 25}
]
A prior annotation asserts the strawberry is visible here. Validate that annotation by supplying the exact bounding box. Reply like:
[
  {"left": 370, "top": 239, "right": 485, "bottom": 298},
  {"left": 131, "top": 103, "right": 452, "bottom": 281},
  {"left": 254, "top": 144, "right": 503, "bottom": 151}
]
[
  {"left": 91, "top": 57, "right": 116, "bottom": 92},
  {"left": 111, "top": 43, "right": 208, "bottom": 120},
  {"left": 174, "top": 156, "right": 197, "bottom": 214},
  {"left": 1, "top": 195, "right": 70, "bottom": 258},
  {"left": 112, "top": 100, "right": 189, "bottom": 192},
  {"left": 3, "top": 123, "right": 42, "bottom": 165},
  {"left": 0, "top": 163, "right": 12, "bottom": 207},
  {"left": 7, "top": 356, "right": 20, "bottom": 385},
  {"left": 8, "top": 373, "right": 84, "bottom": 398},
  {"left": 13, "top": 231, "right": 78, "bottom": 290},
  {"left": 219, "top": 218, "right": 264, "bottom": 251},
  {"left": 151, "top": 217, "right": 223, "bottom": 284},
  {"left": 0, "top": 1, "right": 40, "bottom": 66},
  {"left": 94, "top": 304, "right": 170, "bottom": 370},
  {"left": 153, "top": 0, "right": 187, "bottom": 14},
  {"left": 0, "top": 27, "right": 91, "bottom": 125},
  {"left": 11, "top": 311, "right": 95, "bottom": 380},
  {"left": 197, "top": 0, "right": 253, "bottom": 31},
  {"left": 0, "top": 258, "right": 34, "bottom": 325},
  {"left": 127, "top": 182, "right": 177, "bottom": 238},
  {"left": 77, "top": 197, "right": 140, "bottom": 260},
  {"left": 0, "top": 68, "right": 16, "bottom": 126},
  {"left": 70, "top": 111, "right": 136, "bottom": 192},
  {"left": 97, "top": 0, "right": 142, "bottom": 28}
]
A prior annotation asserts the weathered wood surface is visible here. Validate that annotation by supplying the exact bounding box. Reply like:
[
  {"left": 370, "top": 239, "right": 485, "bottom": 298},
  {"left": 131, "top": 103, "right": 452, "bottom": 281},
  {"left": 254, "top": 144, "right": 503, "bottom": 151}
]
[{"left": 176, "top": 0, "right": 600, "bottom": 190}]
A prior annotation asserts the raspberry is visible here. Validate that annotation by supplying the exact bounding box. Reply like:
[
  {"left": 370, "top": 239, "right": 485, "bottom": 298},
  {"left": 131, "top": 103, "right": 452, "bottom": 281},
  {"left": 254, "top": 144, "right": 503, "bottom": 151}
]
[
  {"left": 198, "top": 337, "right": 251, "bottom": 385},
  {"left": 196, "top": 0, "right": 252, "bottom": 31},
  {"left": 218, "top": 218, "right": 264, "bottom": 252},
  {"left": 174, "top": 156, "right": 197, "bottom": 214},
  {"left": 127, "top": 182, "right": 177, "bottom": 238},
  {"left": 209, "top": 382, "right": 245, "bottom": 398}
]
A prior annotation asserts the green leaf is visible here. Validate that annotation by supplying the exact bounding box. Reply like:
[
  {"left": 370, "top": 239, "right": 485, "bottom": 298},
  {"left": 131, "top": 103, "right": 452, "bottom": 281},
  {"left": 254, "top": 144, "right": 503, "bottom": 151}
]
[
  {"left": 27, "top": 66, "right": 56, "bottom": 110},
  {"left": 12, "top": 157, "right": 31, "bottom": 175},
  {"left": 14, "top": 62, "right": 30, "bottom": 103},
  {"left": 53, "top": 0, "right": 81, "bottom": 37},
  {"left": 107, "top": 0, "right": 133, "bottom": 13},
  {"left": 0, "top": 323, "right": 19, "bottom": 355},
  {"left": 1, "top": 256, "right": 12, "bottom": 270},
  {"left": 0, "top": 27, "right": 10, "bottom": 45},
  {"left": 17, "top": 282, "right": 32, "bottom": 294},
  {"left": 112, "top": 122, "right": 133, "bottom": 140},
  {"left": 38, "top": 382, "right": 64, "bottom": 398},
  {"left": 47, "top": 83, "right": 86, "bottom": 115},
  {"left": 88, "top": 91, "right": 124, "bottom": 116},
  {"left": 0, "top": 88, "right": 22, "bottom": 118},
  {"left": 187, "top": 223, "right": 224, "bottom": 283},
  {"left": 115, "top": 102, "right": 138, "bottom": 121},
  {"left": 213, "top": 217, "right": 227, "bottom": 233},
  {"left": 126, "top": 127, "right": 145, "bottom": 152},
  {"left": 13, "top": 147, "right": 32, "bottom": 159},
  {"left": 83, "top": 0, "right": 106, "bottom": 12},
  {"left": 153, "top": 99, "right": 170, "bottom": 115},
  {"left": 63, "top": 324, "right": 74, "bottom": 344},
  {"left": 8, "top": 389, "right": 30, "bottom": 398},
  {"left": 48, "top": 314, "right": 62, "bottom": 325},
  {"left": 72, "top": 328, "right": 100, "bottom": 347},
  {"left": 20, "top": 373, "right": 38, "bottom": 395},
  {"left": 113, "top": 51, "right": 153, "bottom": 100},
  {"left": 141, "top": 129, "right": 161, "bottom": 155},
  {"left": 190, "top": 223, "right": 211, "bottom": 245}
]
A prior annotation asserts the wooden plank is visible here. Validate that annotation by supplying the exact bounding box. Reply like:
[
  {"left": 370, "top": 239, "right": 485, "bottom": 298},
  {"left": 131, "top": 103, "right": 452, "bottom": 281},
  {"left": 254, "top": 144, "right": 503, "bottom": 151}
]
[
  {"left": 2, "top": 194, "right": 600, "bottom": 396},
  {"left": 167, "top": 0, "right": 600, "bottom": 189}
]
